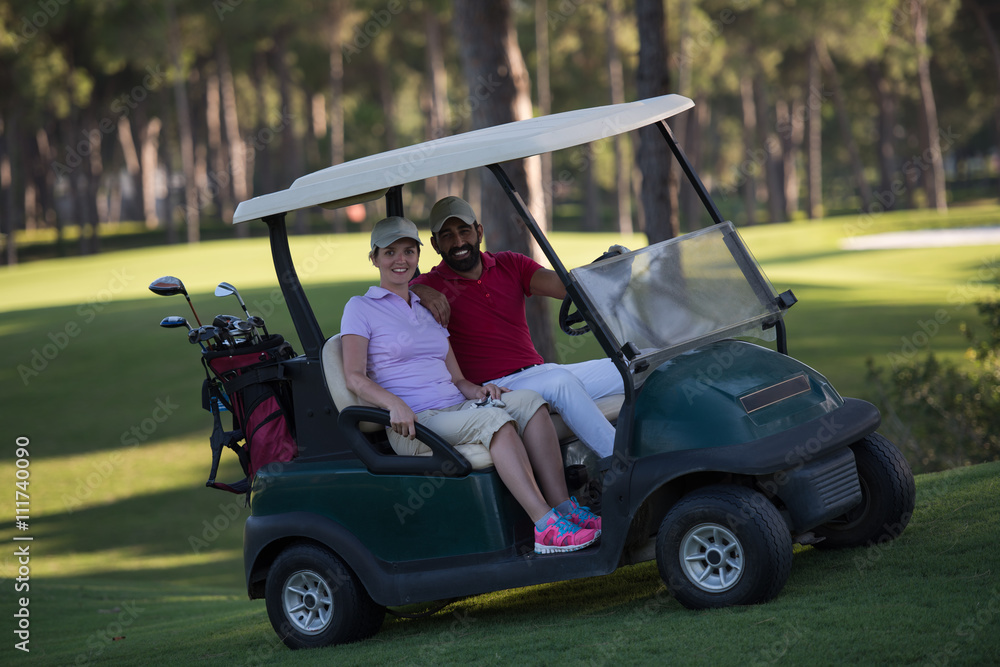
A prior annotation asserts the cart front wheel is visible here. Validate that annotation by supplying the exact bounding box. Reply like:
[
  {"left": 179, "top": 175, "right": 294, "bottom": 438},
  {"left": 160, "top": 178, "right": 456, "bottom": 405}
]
[
  {"left": 265, "top": 543, "right": 384, "bottom": 649},
  {"left": 656, "top": 485, "right": 792, "bottom": 609}
]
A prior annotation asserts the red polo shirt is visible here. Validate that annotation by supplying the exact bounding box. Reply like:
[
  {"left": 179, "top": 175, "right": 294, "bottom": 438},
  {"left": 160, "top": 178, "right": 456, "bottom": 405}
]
[{"left": 412, "top": 251, "right": 544, "bottom": 384}]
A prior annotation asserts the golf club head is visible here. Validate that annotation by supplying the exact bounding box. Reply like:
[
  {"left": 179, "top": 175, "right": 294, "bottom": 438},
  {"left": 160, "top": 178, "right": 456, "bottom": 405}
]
[
  {"left": 213, "top": 314, "right": 240, "bottom": 329},
  {"left": 198, "top": 325, "right": 222, "bottom": 346},
  {"left": 160, "top": 315, "right": 191, "bottom": 330},
  {"left": 215, "top": 281, "right": 250, "bottom": 316},
  {"left": 149, "top": 276, "right": 188, "bottom": 297}
]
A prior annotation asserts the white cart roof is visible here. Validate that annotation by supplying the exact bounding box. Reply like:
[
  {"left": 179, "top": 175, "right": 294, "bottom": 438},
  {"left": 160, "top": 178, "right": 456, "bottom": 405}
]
[{"left": 232, "top": 94, "right": 694, "bottom": 224}]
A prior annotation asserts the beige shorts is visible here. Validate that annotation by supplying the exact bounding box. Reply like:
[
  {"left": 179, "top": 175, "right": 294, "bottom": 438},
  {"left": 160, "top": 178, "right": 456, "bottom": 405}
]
[{"left": 388, "top": 389, "right": 547, "bottom": 456}]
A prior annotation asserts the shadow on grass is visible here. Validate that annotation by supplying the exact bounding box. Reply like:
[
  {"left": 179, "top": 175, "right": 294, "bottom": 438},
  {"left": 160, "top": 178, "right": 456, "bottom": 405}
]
[{"left": 1, "top": 280, "right": 371, "bottom": 458}]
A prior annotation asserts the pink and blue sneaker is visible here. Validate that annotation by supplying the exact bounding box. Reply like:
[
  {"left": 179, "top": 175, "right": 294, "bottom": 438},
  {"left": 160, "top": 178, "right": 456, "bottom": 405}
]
[{"left": 534, "top": 512, "right": 599, "bottom": 554}]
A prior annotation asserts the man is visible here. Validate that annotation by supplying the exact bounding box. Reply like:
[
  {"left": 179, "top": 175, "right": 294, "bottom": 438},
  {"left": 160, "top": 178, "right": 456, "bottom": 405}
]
[{"left": 410, "top": 196, "right": 623, "bottom": 461}]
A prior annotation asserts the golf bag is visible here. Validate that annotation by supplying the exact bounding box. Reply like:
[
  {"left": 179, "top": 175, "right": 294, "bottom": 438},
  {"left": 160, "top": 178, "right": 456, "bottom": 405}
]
[{"left": 201, "top": 335, "right": 297, "bottom": 495}]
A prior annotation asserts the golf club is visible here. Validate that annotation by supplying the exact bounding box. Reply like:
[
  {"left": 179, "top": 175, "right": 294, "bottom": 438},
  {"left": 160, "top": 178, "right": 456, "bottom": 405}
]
[
  {"left": 159, "top": 315, "right": 192, "bottom": 331},
  {"left": 216, "top": 281, "right": 269, "bottom": 341},
  {"left": 197, "top": 325, "right": 224, "bottom": 349},
  {"left": 149, "top": 276, "right": 203, "bottom": 326},
  {"left": 215, "top": 282, "right": 251, "bottom": 320},
  {"left": 247, "top": 315, "right": 270, "bottom": 339},
  {"left": 162, "top": 315, "right": 207, "bottom": 350}
]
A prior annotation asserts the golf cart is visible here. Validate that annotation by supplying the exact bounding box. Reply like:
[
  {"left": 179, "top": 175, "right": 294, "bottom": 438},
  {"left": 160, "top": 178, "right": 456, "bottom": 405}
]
[{"left": 216, "top": 95, "right": 915, "bottom": 649}]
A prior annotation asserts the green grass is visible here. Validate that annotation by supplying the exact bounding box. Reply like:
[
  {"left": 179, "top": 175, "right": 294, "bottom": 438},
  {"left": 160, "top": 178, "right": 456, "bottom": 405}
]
[{"left": 1, "top": 205, "right": 999, "bottom": 664}]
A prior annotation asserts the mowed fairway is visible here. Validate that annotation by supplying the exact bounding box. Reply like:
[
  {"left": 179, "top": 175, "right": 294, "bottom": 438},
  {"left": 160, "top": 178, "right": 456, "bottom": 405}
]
[{"left": 1, "top": 207, "right": 998, "bottom": 665}]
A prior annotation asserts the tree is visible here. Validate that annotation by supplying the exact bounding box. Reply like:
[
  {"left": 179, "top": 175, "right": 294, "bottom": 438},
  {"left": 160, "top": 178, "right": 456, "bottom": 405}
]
[
  {"left": 635, "top": 0, "right": 675, "bottom": 242},
  {"left": 452, "top": 0, "right": 556, "bottom": 362},
  {"left": 912, "top": 0, "right": 948, "bottom": 212},
  {"left": 966, "top": 0, "right": 1000, "bottom": 201}
]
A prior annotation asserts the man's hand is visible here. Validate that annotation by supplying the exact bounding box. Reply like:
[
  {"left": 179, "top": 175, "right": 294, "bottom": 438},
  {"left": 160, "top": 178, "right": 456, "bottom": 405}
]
[
  {"left": 477, "top": 382, "right": 510, "bottom": 401},
  {"left": 411, "top": 283, "right": 451, "bottom": 326}
]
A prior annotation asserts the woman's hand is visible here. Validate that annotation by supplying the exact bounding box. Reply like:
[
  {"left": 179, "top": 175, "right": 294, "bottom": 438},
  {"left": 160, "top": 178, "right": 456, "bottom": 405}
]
[{"left": 387, "top": 399, "right": 418, "bottom": 440}]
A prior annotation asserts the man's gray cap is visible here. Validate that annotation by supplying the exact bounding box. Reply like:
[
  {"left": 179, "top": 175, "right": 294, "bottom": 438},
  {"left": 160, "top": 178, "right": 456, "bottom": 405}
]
[{"left": 430, "top": 196, "right": 477, "bottom": 234}]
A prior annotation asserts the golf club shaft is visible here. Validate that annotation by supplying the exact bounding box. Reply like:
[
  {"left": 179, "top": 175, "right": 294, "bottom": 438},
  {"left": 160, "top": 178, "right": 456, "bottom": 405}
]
[{"left": 185, "top": 296, "right": 203, "bottom": 326}]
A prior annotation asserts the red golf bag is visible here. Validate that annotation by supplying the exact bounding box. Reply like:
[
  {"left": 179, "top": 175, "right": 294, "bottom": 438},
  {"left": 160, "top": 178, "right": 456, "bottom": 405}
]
[{"left": 201, "top": 335, "right": 297, "bottom": 495}]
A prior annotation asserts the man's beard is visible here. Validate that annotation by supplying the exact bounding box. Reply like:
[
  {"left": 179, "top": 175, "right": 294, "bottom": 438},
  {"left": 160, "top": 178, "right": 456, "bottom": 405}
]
[{"left": 442, "top": 243, "right": 481, "bottom": 273}]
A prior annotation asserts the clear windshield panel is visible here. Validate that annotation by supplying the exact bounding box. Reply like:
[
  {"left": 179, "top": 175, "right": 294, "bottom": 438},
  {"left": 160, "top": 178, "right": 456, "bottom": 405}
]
[{"left": 570, "top": 222, "right": 780, "bottom": 385}]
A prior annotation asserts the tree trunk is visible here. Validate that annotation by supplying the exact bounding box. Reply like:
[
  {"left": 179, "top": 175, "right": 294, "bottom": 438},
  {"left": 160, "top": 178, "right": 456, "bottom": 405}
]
[
  {"left": 0, "top": 112, "right": 17, "bottom": 265},
  {"left": 425, "top": 9, "right": 451, "bottom": 203},
  {"left": 777, "top": 97, "right": 802, "bottom": 220},
  {"left": 218, "top": 39, "right": 249, "bottom": 235},
  {"left": 33, "top": 125, "right": 56, "bottom": 232},
  {"left": 816, "top": 39, "right": 873, "bottom": 212},
  {"left": 912, "top": 0, "right": 947, "bottom": 212},
  {"left": 535, "top": 0, "right": 553, "bottom": 230},
  {"left": 739, "top": 75, "right": 758, "bottom": 225},
  {"left": 117, "top": 116, "right": 143, "bottom": 222},
  {"left": 140, "top": 114, "right": 162, "bottom": 230},
  {"left": 452, "top": 0, "right": 556, "bottom": 363},
  {"left": 754, "top": 75, "right": 785, "bottom": 223},
  {"left": 583, "top": 144, "right": 601, "bottom": 231},
  {"left": 272, "top": 28, "right": 306, "bottom": 232},
  {"left": 680, "top": 98, "right": 705, "bottom": 228},
  {"left": 205, "top": 62, "right": 234, "bottom": 223},
  {"left": 607, "top": 0, "right": 632, "bottom": 236},
  {"left": 166, "top": 0, "right": 200, "bottom": 242},
  {"left": 867, "top": 60, "right": 898, "bottom": 211},
  {"left": 83, "top": 110, "right": 102, "bottom": 254},
  {"left": 253, "top": 50, "right": 273, "bottom": 198},
  {"left": 806, "top": 41, "right": 822, "bottom": 219},
  {"left": 967, "top": 0, "right": 1000, "bottom": 201},
  {"left": 327, "top": 4, "right": 346, "bottom": 233},
  {"left": 635, "top": 0, "right": 675, "bottom": 242}
]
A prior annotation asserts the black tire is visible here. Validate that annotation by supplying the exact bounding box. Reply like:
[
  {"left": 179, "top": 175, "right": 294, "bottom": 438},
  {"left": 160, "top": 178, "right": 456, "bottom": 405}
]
[
  {"left": 656, "top": 485, "right": 792, "bottom": 610},
  {"left": 264, "top": 543, "right": 385, "bottom": 650},
  {"left": 812, "top": 433, "right": 916, "bottom": 549}
]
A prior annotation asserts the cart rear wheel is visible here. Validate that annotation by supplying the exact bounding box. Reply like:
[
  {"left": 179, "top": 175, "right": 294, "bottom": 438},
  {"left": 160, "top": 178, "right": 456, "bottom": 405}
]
[
  {"left": 265, "top": 543, "right": 384, "bottom": 649},
  {"left": 656, "top": 485, "right": 791, "bottom": 609},
  {"left": 812, "top": 433, "right": 915, "bottom": 549}
]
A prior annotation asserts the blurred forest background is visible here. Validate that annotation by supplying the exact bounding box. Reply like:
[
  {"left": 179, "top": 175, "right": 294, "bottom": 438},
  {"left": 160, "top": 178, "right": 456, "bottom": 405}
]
[{"left": 1, "top": 0, "right": 999, "bottom": 264}]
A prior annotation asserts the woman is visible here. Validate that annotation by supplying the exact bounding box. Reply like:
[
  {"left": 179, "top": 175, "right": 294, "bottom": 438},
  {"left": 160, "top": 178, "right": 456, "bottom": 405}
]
[{"left": 341, "top": 216, "right": 600, "bottom": 554}]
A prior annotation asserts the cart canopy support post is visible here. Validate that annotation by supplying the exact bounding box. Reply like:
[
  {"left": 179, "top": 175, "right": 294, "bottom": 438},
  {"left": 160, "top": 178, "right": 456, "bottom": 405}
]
[{"left": 264, "top": 213, "right": 325, "bottom": 358}]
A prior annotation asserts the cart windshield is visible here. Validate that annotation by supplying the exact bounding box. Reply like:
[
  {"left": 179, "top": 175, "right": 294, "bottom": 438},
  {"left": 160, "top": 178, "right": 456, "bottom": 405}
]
[{"left": 570, "top": 222, "right": 781, "bottom": 387}]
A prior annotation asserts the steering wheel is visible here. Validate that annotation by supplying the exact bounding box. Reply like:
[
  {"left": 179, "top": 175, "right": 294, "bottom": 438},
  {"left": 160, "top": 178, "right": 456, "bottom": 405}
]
[{"left": 558, "top": 245, "right": 631, "bottom": 337}]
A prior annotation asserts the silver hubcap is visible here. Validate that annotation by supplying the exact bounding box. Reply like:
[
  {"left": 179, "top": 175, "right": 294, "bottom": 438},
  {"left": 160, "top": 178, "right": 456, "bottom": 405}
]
[
  {"left": 282, "top": 570, "right": 333, "bottom": 634},
  {"left": 679, "top": 523, "right": 745, "bottom": 592}
]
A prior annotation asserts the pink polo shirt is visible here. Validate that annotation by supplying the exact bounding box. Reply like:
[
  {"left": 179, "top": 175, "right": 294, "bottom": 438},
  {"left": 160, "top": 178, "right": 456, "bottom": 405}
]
[
  {"left": 340, "top": 287, "right": 466, "bottom": 413},
  {"left": 412, "top": 251, "right": 544, "bottom": 384}
]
